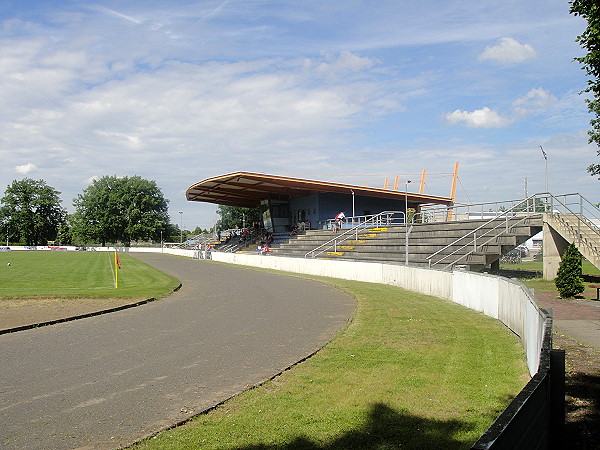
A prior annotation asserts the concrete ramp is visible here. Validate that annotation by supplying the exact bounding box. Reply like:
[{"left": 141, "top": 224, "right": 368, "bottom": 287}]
[{"left": 543, "top": 213, "right": 600, "bottom": 279}]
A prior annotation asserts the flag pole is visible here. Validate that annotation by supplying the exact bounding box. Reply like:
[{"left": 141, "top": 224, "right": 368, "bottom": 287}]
[{"left": 114, "top": 250, "right": 119, "bottom": 289}]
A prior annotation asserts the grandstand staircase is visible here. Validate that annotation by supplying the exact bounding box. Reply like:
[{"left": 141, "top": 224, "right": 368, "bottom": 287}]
[
  {"left": 544, "top": 213, "right": 600, "bottom": 271},
  {"left": 270, "top": 216, "right": 543, "bottom": 271},
  {"left": 221, "top": 193, "right": 599, "bottom": 274}
]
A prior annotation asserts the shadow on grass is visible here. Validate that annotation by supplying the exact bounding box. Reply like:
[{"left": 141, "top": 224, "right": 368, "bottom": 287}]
[
  {"left": 564, "top": 372, "right": 600, "bottom": 450},
  {"left": 239, "top": 403, "right": 475, "bottom": 450}
]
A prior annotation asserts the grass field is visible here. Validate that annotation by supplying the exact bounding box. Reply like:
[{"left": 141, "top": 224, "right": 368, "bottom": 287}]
[
  {"left": 134, "top": 276, "right": 529, "bottom": 450},
  {"left": 0, "top": 251, "right": 179, "bottom": 300},
  {"left": 500, "top": 258, "right": 600, "bottom": 276}
]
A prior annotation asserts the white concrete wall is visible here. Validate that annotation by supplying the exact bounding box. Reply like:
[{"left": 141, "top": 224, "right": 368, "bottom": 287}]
[
  {"left": 452, "top": 271, "right": 500, "bottom": 319},
  {"left": 382, "top": 264, "right": 453, "bottom": 300},
  {"left": 124, "top": 247, "right": 545, "bottom": 377}
]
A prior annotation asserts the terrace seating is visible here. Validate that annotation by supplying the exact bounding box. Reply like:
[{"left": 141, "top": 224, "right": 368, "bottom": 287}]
[
  {"left": 270, "top": 216, "right": 544, "bottom": 272},
  {"left": 223, "top": 194, "right": 599, "bottom": 273}
]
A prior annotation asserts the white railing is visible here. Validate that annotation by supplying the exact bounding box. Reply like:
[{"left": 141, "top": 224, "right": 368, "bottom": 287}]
[
  {"left": 306, "top": 211, "right": 406, "bottom": 258},
  {"left": 426, "top": 192, "right": 600, "bottom": 270},
  {"left": 324, "top": 213, "right": 401, "bottom": 230},
  {"left": 426, "top": 194, "right": 548, "bottom": 270},
  {"left": 419, "top": 194, "right": 550, "bottom": 223},
  {"left": 545, "top": 193, "right": 600, "bottom": 262},
  {"left": 163, "top": 241, "right": 188, "bottom": 249}
]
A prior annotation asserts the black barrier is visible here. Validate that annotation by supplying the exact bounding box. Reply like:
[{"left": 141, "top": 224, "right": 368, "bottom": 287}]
[{"left": 472, "top": 313, "right": 565, "bottom": 450}]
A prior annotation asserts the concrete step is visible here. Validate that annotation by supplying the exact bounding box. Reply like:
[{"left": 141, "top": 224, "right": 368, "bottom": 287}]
[
  {"left": 317, "top": 251, "right": 488, "bottom": 265},
  {"left": 272, "top": 215, "right": 544, "bottom": 271},
  {"left": 545, "top": 213, "right": 600, "bottom": 271}
]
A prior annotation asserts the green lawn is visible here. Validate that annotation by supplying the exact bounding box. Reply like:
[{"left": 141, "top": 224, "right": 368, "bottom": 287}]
[
  {"left": 134, "top": 276, "right": 528, "bottom": 450},
  {"left": 0, "top": 251, "right": 179, "bottom": 299},
  {"left": 501, "top": 257, "right": 600, "bottom": 276}
]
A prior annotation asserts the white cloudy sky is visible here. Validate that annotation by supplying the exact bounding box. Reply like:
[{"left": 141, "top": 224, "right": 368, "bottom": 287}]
[{"left": 0, "top": 0, "right": 597, "bottom": 229}]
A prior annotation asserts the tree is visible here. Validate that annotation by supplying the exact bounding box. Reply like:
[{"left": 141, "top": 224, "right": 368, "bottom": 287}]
[
  {"left": 0, "top": 178, "right": 67, "bottom": 245},
  {"left": 159, "top": 222, "right": 181, "bottom": 243},
  {"left": 216, "top": 205, "right": 261, "bottom": 231},
  {"left": 56, "top": 223, "right": 73, "bottom": 245},
  {"left": 71, "top": 175, "right": 170, "bottom": 246},
  {"left": 513, "top": 197, "right": 547, "bottom": 212},
  {"left": 192, "top": 226, "right": 210, "bottom": 235},
  {"left": 570, "top": 0, "right": 600, "bottom": 177},
  {"left": 555, "top": 242, "right": 585, "bottom": 298}
]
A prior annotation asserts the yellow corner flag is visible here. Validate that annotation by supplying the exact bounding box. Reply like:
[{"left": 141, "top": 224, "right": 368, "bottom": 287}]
[{"left": 114, "top": 250, "right": 121, "bottom": 288}]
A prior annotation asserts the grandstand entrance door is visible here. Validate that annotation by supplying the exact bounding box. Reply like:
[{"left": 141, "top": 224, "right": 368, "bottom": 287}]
[{"left": 261, "top": 198, "right": 290, "bottom": 232}]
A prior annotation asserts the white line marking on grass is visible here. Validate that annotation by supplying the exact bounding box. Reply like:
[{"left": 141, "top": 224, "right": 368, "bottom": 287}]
[{"left": 108, "top": 251, "right": 116, "bottom": 289}]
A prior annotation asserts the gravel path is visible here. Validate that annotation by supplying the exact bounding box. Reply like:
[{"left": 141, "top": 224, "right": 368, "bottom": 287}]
[{"left": 0, "top": 254, "right": 354, "bottom": 449}]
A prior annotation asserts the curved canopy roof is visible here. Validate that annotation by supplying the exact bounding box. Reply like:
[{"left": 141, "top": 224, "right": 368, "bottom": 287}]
[{"left": 186, "top": 172, "right": 453, "bottom": 208}]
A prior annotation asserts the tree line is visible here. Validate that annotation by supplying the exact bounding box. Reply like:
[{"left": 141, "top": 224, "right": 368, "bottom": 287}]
[{"left": 0, "top": 176, "right": 184, "bottom": 247}]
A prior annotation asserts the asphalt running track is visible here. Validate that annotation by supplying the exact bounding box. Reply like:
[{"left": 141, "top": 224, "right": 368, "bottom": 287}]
[{"left": 0, "top": 253, "right": 355, "bottom": 449}]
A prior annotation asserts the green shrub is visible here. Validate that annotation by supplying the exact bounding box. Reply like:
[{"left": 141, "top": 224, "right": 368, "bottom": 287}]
[{"left": 555, "top": 243, "right": 585, "bottom": 298}]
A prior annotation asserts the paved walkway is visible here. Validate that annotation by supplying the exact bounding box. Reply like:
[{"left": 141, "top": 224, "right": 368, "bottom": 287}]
[
  {"left": 0, "top": 254, "right": 355, "bottom": 449},
  {"left": 535, "top": 292, "right": 600, "bottom": 350}
]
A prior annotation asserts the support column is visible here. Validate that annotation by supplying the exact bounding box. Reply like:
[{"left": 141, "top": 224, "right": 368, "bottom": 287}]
[
  {"left": 489, "top": 259, "right": 500, "bottom": 274},
  {"left": 543, "top": 218, "right": 569, "bottom": 280}
]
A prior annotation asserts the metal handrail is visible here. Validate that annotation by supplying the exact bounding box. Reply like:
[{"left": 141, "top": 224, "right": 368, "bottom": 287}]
[
  {"left": 163, "top": 241, "right": 190, "bottom": 249},
  {"left": 547, "top": 193, "right": 600, "bottom": 234},
  {"left": 550, "top": 214, "right": 600, "bottom": 261},
  {"left": 324, "top": 213, "right": 387, "bottom": 230},
  {"left": 426, "top": 193, "right": 547, "bottom": 269},
  {"left": 305, "top": 211, "right": 406, "bottom": 258},
  {"left": 164, "top": 233, "right": 218, "bottom": 250},
  {"left": 427, "top": 192, "right": 600, "bottom": 270},
  {"left": 420, "top": 194, "right": 549, "bottom": 222},
  {"left": 546, "top": 194, "right": 600, "bottom": 261}
]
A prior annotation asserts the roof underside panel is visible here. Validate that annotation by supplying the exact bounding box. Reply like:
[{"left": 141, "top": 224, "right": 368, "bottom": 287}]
[{"left": 186, "top": 172, "right": 453, "bottom": 208}]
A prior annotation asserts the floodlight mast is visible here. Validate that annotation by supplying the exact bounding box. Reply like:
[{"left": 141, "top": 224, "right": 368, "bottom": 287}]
[
  {"left": 179, "top": 211, "right": 183, "bottom": 243},
  {"left": 540, "top": 146, "right": 548, "bottom": 193},
  {"left": 405, "top": 180, "right": 412, "bottom": 266}
]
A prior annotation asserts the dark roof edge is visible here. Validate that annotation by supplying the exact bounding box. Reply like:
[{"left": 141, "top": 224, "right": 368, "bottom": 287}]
[{"left": 186, "top": 171, "right": 453, "bottom": 206}]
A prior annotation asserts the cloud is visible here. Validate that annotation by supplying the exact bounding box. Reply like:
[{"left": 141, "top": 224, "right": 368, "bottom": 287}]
[
  {"left": 92, "top": 5, "right": 143, "bottom": 24},
  {"left": 314, "top": 51, "right": 377, "bottom": 77},
  {"left": 478, "top": 37, "right": 536, "bottom": 64},
  {"left": 83, "top": 175, "right": 99, "bottom": 185},
  {"left": 445, "top": 107, "right": 513, "bottom": 128},
  {"left": 0, "top": 1, "right": 594, "bottom": 227},
  {"left": 446, "top": 88, "right": 557, "bottom": 128},
  {"left": 15, "top": 162, "right": 37, "bottom": 174},
  {"left": 0, "top": 50, "right": 413, "bottom": 205},
  {"left": 513, "top": 88, "right": 556, "bottom": 117}
]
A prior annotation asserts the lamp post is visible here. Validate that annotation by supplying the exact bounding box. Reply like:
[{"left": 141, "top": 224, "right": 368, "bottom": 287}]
[
  {"left": 405, "top": 180, "right": 412, "bottom": 266},
  {"left": 540, "top": 146, "right": 548, "bottom": 192},
  {"left": 179, "top": 211, "right": 183, "bottom": 243},
  {"left": 351, "top": 189, "right": 355, "bottom": 227}
]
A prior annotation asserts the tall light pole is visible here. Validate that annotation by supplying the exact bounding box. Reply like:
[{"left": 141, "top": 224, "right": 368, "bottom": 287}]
[
  {"left": 179, "top": 211, "right": 183, "bottom": 243},
  {"left": 351, "top": 189, "right": 355, "bottom": 227},
  {"left": 405, "top": 180, "right": 412, "bottom": 266},
  {"left": 540, "top": 146, "right": 548, "bottom": 192}
]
